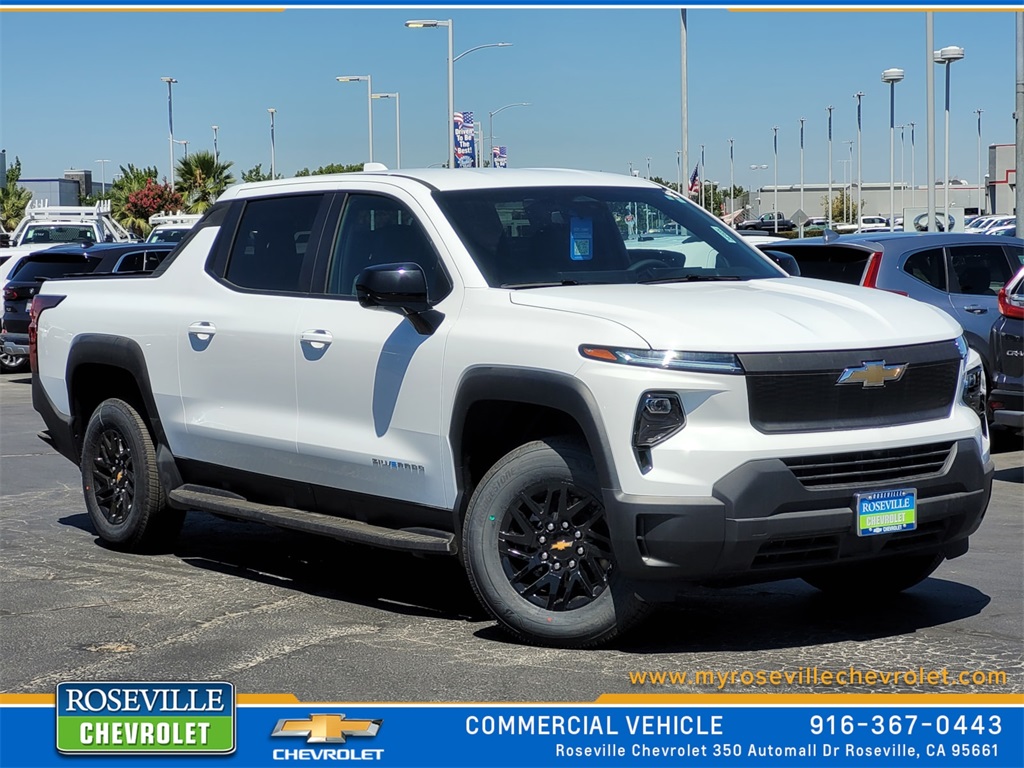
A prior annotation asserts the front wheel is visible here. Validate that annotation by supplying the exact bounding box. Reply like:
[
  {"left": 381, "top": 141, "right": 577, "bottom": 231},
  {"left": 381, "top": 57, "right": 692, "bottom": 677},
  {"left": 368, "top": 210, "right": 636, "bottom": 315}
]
[
  {"left": 81, "top": 398, "right": 184, "bottom": 551},
  {"left": 802, "top": 553, "right": 944, "bottom": 596},
  {"left": 0, "top": 350, "right": 28, "bottom": 373},
  {"left": 462, "top": 438, "right": 648, "bottom": 647}
]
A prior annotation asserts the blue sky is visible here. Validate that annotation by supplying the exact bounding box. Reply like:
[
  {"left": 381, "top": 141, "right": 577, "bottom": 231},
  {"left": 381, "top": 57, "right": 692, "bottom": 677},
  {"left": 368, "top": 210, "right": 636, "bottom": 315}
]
[{"left": 0, "top": 8, "right": 1017, "bottom": 191}]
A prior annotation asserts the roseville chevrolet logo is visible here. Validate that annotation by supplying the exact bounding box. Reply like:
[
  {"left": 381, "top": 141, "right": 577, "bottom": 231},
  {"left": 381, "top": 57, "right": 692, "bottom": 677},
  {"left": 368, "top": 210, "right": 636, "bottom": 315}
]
[
  {"left": 836, "top": 360, "right": 907, "bottom": 388},
  {"left": 271, "top": 714, "right": 382, "bottom": 744}
]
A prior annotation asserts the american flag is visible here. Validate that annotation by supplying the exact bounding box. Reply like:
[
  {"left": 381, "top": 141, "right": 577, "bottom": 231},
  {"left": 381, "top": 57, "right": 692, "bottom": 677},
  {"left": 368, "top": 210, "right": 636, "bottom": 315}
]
[
  {"left": 687, "top": 164, "right": 700, "bottom": 195},
  {"left": 492, "top": 146, "right": 507, "bottom": 168},
  {"left": 453, "top": 111, "right": 474, "bottom": 127}
]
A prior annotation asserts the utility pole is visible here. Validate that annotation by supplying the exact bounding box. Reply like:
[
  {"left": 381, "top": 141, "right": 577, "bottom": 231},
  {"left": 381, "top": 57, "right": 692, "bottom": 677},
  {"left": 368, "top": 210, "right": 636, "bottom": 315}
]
[{"left": 1016, "top": 13, "right": 1023, "bottom": 230}]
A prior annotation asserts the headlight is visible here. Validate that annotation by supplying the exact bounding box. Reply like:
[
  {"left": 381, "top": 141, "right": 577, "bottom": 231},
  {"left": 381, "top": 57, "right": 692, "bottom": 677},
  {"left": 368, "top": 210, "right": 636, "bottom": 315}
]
[
  {"left": 580, "top": 345, "right": 743, "bottom": 374},
  {"left": 954, "top": 335, "right": 969, "bottom": 360}
]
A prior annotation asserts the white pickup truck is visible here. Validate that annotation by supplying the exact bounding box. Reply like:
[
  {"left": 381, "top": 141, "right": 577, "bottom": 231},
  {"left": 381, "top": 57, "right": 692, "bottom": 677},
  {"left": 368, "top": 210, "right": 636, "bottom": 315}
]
[{"left": 30, "top": 168, "right": 993, "bottom": 646}]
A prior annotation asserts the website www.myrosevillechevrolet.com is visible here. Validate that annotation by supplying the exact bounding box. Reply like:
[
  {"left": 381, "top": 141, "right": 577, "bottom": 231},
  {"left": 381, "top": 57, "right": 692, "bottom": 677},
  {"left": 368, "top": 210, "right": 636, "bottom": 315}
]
[{"left": 628, "top": 667, "right": 1009, "bottom": 690}]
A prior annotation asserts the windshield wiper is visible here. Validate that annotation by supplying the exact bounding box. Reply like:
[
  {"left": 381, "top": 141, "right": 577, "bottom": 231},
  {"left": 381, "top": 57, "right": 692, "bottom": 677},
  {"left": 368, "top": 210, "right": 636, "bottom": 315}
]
[
  {"left": 500, "top": 280, "right": 586, "bottom": 289},
  {"left": 638, "top": 275, "right": 746, "bottom": 284}
]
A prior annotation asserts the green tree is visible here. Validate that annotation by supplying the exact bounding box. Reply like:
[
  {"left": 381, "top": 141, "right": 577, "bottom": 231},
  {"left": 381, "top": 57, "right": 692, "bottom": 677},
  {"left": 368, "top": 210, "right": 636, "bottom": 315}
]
[
  {"left": 1, "top": 156, "right": 33, "bottom": 231},
  {"left": 241, "top": 164, "right": 273, "bottom": 183},
  {"left": 294, "top": 163, "right": 363, "bottom": 177},
  {"left": 822, "top": 190, "right": 861, "bottom": 224},
  {"left": 175, "top": 151, "right": 235, "bottom": 213},
  {"left": 109, "top": 164, "right": 161, "bottom": 234}
]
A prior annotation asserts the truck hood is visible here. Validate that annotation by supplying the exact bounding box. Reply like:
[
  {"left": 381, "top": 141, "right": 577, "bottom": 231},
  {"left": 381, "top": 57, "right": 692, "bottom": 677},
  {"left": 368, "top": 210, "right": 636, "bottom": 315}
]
[{"left": 508, "top": 277, "right": 962, "bottom": 352}]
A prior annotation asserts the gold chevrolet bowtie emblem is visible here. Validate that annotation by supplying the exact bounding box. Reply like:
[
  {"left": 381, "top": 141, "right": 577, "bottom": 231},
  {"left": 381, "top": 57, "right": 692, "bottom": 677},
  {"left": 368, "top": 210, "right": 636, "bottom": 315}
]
[
  {"left": 271, "top": 714, "right": 382, "bottom": 743},
  {"left": 836, "top": 360, "right": 907, "bottom": 388},
  {"left": 550, "top": 540, "right": 573, "bottom": 551}
]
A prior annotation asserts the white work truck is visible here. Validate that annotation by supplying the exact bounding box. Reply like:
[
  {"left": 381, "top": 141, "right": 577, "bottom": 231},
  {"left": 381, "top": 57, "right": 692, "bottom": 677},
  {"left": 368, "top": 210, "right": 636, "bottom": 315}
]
[{"left": 30, "top": 168, "right": 993, "bottom": 646}]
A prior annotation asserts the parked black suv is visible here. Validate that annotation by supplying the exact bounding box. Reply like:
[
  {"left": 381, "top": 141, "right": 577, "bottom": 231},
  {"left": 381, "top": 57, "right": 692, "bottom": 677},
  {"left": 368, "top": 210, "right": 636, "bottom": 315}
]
[
  {"left": 988, "top": 266, "right": 1024, "bottom": 430},
  {"left": 1, "top": 243, "right": 174, "bottom": 372}
]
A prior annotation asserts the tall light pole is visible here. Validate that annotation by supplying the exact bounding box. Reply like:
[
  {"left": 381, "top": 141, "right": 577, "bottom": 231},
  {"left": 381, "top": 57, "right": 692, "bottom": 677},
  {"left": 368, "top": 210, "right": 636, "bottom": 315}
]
[
  {"left": 405, "top": 19, "right": 453, "bottom": 168},
  {"left": 173, "top": 139, "right": 189, "bottom": 159},
  {"left": 750, "top": 164, "right": 767, "bottom": 217},
  {"left": 934, "top": 45, "right": 964, "bottom": 230},
  {"left": 372, "top": 93, "right": 401, "bottom": 169},
  {"left": 211, "top": 125, "right": 219, "bottom": 163},
  {"left": 94, "top": 159, "right": 110, "bottom": 197},
  {"left": 974, "top": 108, "right": 984, "bottom": 215},
  {"left": 337, "top": 75, "right": 374, "bottom": 163},
  {"left": 699, "top": 143, "right": 705, "bottom": 209},
  {"left": 827, "top": 105, "right": 834, "bottom": 228},
  {"left": 728, "top": 138, "right": 735, "bottom": 214},
  {"left": 160, "top": 76, "right": 177, "bottom": 186},
  {"left": 909, "top": 121, "right": 917, "bottom": 208},
  {"left": 897, "top": 124, "right": 906, "bottom": 216},
  {"left": 798, "top": 117, "right": 805, "bottom": 236},
  {"left": 854, "top": 92, "right": 864, "bottom": 231},
  {"left": 676, "top": 150, "right": 682, "bottom": 195},
  {"left": 882, "top": 68, "right": 904, "bottom": 228},
  {"left": 487, "top": 102, "right": 530, "bottom": 167},
  {"left": 843, "top": 140, "right": 854, "bottom": 223},
  {"left": 452, "top": 42, "right": 512, "bottom": 168},
  {"left": 680, "top": 11, "right": 688, "bottom": 213},
  {"left": 772, "top": 126, "right": 779, "bottom": 233},
  {"left": 268, "top": 108, "right": 276, "bottom": 179}
]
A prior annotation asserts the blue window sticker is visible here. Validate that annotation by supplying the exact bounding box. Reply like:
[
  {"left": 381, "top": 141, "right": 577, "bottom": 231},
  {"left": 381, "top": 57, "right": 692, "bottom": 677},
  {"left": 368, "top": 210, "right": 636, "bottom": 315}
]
[{"left": 570, "top": 216, "right": 593, "bottom": 261}]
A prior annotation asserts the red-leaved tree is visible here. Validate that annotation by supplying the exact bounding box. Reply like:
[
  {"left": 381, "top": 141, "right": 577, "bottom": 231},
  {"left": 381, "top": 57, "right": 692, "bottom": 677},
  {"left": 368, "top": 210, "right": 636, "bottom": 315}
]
[{"left": 123, "top": 179, "right": 184, "bottom": 236}]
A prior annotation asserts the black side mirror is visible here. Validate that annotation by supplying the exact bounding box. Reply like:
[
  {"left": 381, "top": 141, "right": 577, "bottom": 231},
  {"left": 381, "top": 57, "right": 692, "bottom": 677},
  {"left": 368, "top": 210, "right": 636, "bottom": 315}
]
[
  {"left": 762, "top": 250, "right": 801, "bottom": 276},
  {"left": 356, "top": 262, "right": 439, "bottom": 334}
]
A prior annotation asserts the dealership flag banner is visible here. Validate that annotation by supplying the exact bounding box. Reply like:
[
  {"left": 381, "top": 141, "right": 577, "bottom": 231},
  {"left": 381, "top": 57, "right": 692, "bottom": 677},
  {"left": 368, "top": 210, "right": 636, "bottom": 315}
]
[
  {"left": 453, "top": 111, "right": 476, "bottom": 169},
  {"left": 493, "top": 146, "right": 508, "bottom": 168}
]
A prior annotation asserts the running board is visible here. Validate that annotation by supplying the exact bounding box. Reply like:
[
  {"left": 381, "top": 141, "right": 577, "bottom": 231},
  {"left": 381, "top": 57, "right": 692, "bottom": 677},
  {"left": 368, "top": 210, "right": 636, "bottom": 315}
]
[{"left": 167, "top": 484, "right": 456, "bottom": 555}]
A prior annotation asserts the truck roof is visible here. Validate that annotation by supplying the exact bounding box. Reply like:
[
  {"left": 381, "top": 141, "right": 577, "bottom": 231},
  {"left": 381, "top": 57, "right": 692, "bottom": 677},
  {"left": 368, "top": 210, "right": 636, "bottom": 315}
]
[{"left": 218, "top": 167, "right": 656, "bottom": 201}]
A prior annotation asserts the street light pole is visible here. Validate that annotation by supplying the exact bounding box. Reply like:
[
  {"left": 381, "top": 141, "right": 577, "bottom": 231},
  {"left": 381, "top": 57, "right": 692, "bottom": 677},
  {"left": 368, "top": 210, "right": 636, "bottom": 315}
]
[
  {"left": 173, "top": 139, "right": 189, "bottom": 159},
  {"left": 211, "top": 125, "right": 219, "bottom": 163},
  {"left": 882, "top": 68, "right": 905, "bottom": 228},
  {"left": 729, "top": 138, "right": 735, "bottom": 215},
  {"left": 934, "top": 45, "right": 964, "bottom": 230},
  {"left": 372, "top": 93, "right": 401, "bottom": 169},
  {"left": 699, "top": 143, "right": 705, "bottom": 209},
  {"left": 798, "top": 117, "right": 805, "bottom": 236},
  {"left": 909, "top": 121, "right": 917, "bottom": 208},
  {"left": 268, "top": 108, "right": 276, "bottom": 179},
  {"left": 160, "top": 76, "right": 177, "bottom": 186},
  {"left": 772, "top": 126, "right": 779, "bottom": 233},
  {"left": 487, "top": 102, "right": 530, "bottom": 168},
  {"left": 337, "top": 75, "right": 374, "bottom": 163},
  {"left": 974, "top": 108, "right": 984, "bottom": 214},
  {"left": 854, "top": 91, "right": 864, "bottom": 232},
  {"left": 749, "top": 164, "right": 767, "bottom": 217},
  {"left": 843, "top": 140, "right": 854, "bottom": 223},
  {"left": 827, "top": 105, "right": 834, "bottom": 228}
]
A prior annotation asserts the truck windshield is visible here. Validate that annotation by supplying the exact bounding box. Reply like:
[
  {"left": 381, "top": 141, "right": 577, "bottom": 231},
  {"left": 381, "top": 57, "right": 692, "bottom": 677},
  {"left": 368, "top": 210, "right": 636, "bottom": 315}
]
[
  {"left": 434, "top": 186, "right": 782, "bottom": 287},
  {"left": 22, "top": 225, "right": 96, "bottom": 245}
]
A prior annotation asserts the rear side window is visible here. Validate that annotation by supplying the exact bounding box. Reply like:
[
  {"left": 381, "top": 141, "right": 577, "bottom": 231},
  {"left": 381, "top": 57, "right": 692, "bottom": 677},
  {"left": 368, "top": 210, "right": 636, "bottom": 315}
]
[
  {"left": 949, "top": 244, "right": 1013, "bottom": 296},
  {"left": 9, "top": 257, "right": 100, "bottom": 281},
  {"left": 1004, "top": 244, "right": 1024, "bottom": 266},
  {"left": 114, "top": 250, "right": 169, "bottom": 273},
  {"left": 902, "top": 248, "right": 947, "bottom": 291},
  {"left": 225, "top": 195, "right": 323, "bottom": 292},
  {"left": 770, "top": 245, "right": 870, "bottom": 285}
]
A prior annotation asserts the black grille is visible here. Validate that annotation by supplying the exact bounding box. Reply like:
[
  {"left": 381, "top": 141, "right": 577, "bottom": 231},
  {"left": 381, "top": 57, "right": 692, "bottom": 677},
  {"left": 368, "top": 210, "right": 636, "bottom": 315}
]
[
  {"left": 752, "top": 535, "right": 840, "bottom": 569},
  {"left": 783, "top": 442, "right": 954, "bottom": 489},
  {"left": 741, "top": 341, "right": 961, "bottom": 433}
]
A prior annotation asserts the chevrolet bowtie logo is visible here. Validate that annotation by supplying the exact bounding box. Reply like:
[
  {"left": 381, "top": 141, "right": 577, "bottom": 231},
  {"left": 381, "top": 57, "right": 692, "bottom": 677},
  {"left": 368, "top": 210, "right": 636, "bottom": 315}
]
[
  {"left": 271, "top": 714, "right": 382, "bottom": 744},
  {"left": 550, "top": 540, "right": 573, "bottom": 551},
  {"left": 836, "top": 360, "right": 907, "bottom": 388}
]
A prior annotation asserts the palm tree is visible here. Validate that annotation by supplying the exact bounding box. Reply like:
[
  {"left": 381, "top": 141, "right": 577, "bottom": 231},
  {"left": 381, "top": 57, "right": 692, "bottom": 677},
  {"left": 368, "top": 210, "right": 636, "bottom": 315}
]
[{"left": 175, "top": 151, "right": 235, "bottom": 214}]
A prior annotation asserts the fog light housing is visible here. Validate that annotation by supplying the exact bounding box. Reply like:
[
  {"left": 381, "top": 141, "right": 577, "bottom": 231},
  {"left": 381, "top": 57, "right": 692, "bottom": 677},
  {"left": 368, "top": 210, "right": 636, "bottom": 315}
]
[{"left": 633, "top": 391, "right": 685, "bottom": 472}]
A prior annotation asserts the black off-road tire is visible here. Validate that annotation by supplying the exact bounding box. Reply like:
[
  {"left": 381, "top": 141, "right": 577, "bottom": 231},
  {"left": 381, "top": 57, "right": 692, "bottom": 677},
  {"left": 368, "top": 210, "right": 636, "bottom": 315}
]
[
  {"left": 462, "top": 437, "right": 648, "bottom": 647},
  {"left": 802, "top": 553, "right": 944, "bottom": 596},
  {"left": 80, "top": 398, "right": 184, "bottom": 551}
]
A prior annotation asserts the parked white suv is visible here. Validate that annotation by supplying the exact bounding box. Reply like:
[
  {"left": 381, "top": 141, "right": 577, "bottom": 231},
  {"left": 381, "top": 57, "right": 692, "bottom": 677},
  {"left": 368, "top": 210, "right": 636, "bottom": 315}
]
[{"left": 32, "top": 168, "right": 992, "bottom": 646}]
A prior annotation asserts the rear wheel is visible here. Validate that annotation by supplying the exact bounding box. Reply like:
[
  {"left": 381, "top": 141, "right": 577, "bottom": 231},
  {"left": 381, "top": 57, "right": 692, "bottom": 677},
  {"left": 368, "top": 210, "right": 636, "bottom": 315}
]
[
  {"left": 81, "top": 398, "right": 184, "bottom": 551},
  {"left": 802, "top": 553, "right": 944, "bottom": 596},
  {"left": 462, "top": 437, "right": 648, "bottom": 647},
  {"left": 0, "top": 351, "right": 28, "bottom": 373}
]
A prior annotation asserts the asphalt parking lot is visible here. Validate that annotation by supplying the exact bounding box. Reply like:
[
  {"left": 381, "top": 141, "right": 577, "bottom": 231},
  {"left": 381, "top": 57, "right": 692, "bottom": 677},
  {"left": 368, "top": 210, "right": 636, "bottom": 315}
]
[{"left": 1, "top": 371, "right": 1021, "bottom": 701}]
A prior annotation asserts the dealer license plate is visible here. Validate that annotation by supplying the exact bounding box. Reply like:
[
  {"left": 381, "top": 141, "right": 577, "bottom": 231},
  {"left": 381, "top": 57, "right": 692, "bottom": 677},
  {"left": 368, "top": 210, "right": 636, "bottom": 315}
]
[{"left": 854, "top": 487, "right": 917, "bottom": 537}]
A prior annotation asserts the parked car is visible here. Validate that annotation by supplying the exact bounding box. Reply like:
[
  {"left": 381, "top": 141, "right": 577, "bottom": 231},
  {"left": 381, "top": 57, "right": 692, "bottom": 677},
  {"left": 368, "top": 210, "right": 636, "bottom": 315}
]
[
  {"left": 804, "top": 217, "right": 829, "bottom": 229},
  {"left": 986, "top": 223, "right": 1017, "bottom": 238},
  {"left": 757, "top": 232, "right": 1024, "bottom": 378},
  {"left": 966, "top": 215, "right": 1013, "bottom": 233},
  {"left": 1, "top": 243, "right": 174, "bottom": 372},
  {"left": 988, "top": 266, "right": 1024, "bottom": 430},
  {"left": 736, "top": 212, "right": 796, "bottom": 232},
  {"left": 146, "top": 212, "right": 202, "bottom": 244},
  {"left": 834, "top": 216, "right": 894, "bottom": 234}
]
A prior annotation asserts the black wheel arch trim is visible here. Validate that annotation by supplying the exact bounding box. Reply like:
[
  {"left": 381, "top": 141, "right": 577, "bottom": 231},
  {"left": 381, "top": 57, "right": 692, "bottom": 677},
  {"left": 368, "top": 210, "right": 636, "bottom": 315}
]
[
  {"left": 448, "top": 366, "right": 620, "bottom": 529},
  {"left": 65, "top": 334, "right": 183, "bottom": 490}
]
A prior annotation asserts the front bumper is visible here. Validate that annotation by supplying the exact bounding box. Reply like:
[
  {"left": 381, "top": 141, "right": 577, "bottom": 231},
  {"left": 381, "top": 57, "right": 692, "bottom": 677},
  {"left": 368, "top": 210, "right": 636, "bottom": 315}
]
[
  {"left": 1, "top": 333, "right": 29, "bottom": 357},
  {"left": 604, "top": 437, "right": 992, "bottom": 595}
]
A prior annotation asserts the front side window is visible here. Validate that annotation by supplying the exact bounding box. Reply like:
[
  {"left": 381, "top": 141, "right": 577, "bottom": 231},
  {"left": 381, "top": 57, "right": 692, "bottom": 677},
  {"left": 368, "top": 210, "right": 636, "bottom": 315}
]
[
  {"left": 434, "top": 186, "right": 780, "bottom": 287},
  {"left": 325, "top": 194, "right": 447, "bottom": 298},
  {"left": 224, "top": 195, "right": 323, "bottom": 292},
  {"left": 948, "top": 244, "right": 1013, "bottom": 296}
]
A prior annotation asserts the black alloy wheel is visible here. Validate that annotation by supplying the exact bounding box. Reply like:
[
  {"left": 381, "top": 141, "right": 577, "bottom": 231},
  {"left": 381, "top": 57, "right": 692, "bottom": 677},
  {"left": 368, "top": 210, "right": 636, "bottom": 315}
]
[
  {"left": 91, "top": 428, "right": 137, "bottom": 525},
  {"left": 498, "top": 481, "right": 613, "bottom": 612}
]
